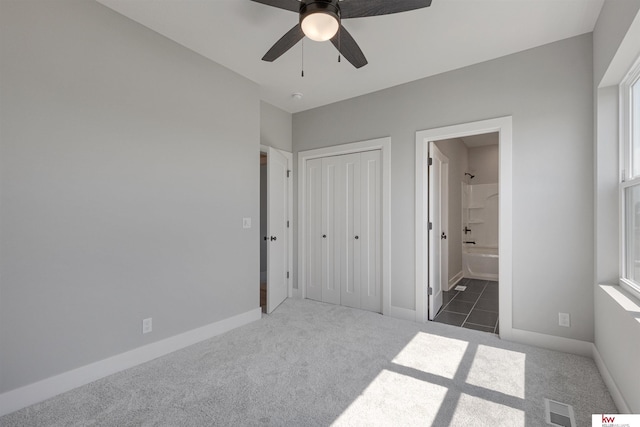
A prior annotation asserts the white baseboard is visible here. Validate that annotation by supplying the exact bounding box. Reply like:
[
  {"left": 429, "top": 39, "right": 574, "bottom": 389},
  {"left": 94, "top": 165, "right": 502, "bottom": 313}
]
[
  {"left": 388, "top": 305, "right": 417, "bottom": 322},
  {"left": 0, "top": 307, "right": 262, "bottom": 417},
  {"left": 448, "top": 271, "right": 464, "bottom": 290},
  {"left": 592, "top": 343, "right": 631, "bottom": 413},
  {"left": 500, "top": 327, "right": 593, "bottom": 357}
]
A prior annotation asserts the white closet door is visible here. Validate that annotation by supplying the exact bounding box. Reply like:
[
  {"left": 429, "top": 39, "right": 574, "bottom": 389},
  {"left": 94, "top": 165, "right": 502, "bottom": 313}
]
[
  {"left": 304, "top": 150, "right": 382, "bottom": 313},
  {"left": 359, "top": 150, "right": 381, "bottom": 313},
  {"left": 322, "top": 156, "right": 341, "bottom": 305},
  {"left": 305, "top": 158, "right": 322, "bottom": 302},
  {"left": 340, "top": 153, "right": 361, "bottom": 309}
]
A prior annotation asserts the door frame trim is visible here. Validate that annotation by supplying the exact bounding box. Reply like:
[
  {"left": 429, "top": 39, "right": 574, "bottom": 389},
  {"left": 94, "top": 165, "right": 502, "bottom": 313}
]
[
  {"left": 260, "top": 145, "right": 294, "bottom": 299},
  {"left": 297, "top": 137, "right": 393, "bottom": 317},
  {"left": 415, "top": 117, "right": 512, "bottom": 337}
]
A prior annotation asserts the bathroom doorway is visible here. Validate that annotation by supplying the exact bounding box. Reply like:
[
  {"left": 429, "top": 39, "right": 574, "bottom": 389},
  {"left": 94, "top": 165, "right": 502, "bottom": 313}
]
[
  {"left": 415, "top": 117, "right": 513, "bottom": 337},
  {"left": 430, "top": 133, "right": 499, "bottom": 332}
]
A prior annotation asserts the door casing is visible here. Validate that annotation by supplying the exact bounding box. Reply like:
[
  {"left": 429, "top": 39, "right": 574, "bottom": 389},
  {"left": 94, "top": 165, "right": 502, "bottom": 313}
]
[{"left": 415, "top": 117, "right": 513, "bottom": 337}]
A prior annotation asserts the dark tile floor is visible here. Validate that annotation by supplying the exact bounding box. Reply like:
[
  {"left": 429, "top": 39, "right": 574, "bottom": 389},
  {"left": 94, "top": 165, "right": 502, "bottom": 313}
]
[{"left": 433, "top": 278, "right": 499, "bottom": 334}]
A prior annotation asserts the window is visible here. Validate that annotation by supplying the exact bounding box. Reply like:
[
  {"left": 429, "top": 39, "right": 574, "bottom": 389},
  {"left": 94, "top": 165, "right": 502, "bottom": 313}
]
[{"left": 620, "top": 58, "right": 640, "bottom": 299}]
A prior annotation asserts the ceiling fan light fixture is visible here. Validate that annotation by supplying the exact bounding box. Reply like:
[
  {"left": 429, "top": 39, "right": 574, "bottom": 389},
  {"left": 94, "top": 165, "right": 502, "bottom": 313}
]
[
  {"left": 300, "top": 2, "right": 340, "bottom": 42},
  {"left": 301, "top": 12, "right": 339, "bottom": 41}
]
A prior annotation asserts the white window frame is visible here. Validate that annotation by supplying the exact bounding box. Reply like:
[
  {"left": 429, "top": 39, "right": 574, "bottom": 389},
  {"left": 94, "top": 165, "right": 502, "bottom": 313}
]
[{"left": 619, "top": 57, "right": 640, "bottom": 301}]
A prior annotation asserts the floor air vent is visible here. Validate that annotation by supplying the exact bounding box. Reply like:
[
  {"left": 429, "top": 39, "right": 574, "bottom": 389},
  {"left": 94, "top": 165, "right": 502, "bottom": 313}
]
[{"left": 544, "top": 398, "right": 576, "bottom": 427}]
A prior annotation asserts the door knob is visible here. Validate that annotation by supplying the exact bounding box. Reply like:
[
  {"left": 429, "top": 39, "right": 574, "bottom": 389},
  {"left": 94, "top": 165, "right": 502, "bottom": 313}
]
[
  {"left": 270, "top": 236, "right": 277, "bottom": 241},
  {"left": 322, "top": 234, "right": 327, "bottom": 238},
  {"left": 355, "top": 236, "right": 359, "bottom": 240}
]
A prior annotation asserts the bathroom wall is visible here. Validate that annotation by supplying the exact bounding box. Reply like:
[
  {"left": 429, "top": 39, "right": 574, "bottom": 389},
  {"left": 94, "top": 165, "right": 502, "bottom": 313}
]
[{"left": 468, "top": 145, "right": 499, "bottom": 185}]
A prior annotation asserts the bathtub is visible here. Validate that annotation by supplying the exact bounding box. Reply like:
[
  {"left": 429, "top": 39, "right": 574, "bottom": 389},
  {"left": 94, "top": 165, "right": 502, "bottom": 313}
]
[{"left": 463, "top": 246, "right": 499, "bottom": 281}]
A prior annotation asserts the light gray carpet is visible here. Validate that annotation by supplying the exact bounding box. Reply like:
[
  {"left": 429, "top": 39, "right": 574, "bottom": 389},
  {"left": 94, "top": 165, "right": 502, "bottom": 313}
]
[{"left": 1, "top": 299, "right": 616, "bottom": 426}]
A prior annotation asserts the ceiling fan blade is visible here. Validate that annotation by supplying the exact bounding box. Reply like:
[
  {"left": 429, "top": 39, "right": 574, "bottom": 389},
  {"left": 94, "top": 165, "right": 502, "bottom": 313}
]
[
  {"left": 262, "top": 24, "right": 305, "bottom": 62},
  {"left": 250, "top": 0, "right": 301, "bottom": 13},
  {"left": 330, "top": 25, "right": 368, "bottom": 69},
  {"left": 339, "top": 0, "right": 432, "bottom": 19}
]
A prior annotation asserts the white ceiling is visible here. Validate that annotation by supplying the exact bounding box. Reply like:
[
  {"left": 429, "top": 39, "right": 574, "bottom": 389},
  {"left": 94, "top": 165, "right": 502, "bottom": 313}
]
[{"left": 96, "top": 0, "right": 604, "bottom": 113}]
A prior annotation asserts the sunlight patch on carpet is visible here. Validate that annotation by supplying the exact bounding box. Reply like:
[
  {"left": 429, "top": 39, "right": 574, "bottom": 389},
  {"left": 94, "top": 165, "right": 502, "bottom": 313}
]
[
  {"left": 450, "top": 393, "right": 525, "bottom": 426},
  {"left": 465, "top": 345, "right": 526, "bottom": 399},
  {"left": 332, "top": 369, "right": 448, "bottom": 426},
  {"left": 391, "top": 332, "right": 468, "bottom": 379}
]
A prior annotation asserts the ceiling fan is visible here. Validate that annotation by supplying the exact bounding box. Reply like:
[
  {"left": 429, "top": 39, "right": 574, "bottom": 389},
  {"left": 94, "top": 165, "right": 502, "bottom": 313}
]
[{"left": 251, "top": 0, "right": 433, "bottom": 69}]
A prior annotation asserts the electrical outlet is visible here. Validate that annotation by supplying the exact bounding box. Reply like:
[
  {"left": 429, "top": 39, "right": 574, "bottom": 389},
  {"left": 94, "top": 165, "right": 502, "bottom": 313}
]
[
  {"left": 558, "top": 312, "right": 570, "bottom": 327},
  {"left": 142, "top": 317, "right": 152, "bottom": 334},
  {"left": 243, "top": 217, "right": 251, "bottom": 229}
]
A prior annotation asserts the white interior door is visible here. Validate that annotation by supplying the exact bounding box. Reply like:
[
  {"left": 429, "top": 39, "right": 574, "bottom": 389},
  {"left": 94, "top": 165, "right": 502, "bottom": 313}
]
[
  {"left": 339, "top": 153, "right": 360, "bottom": 309},
  {"left": 359, "top": 150, "right": 382, "bottom": 313},
  {"left": 321, "top": 156, "right": 342, "bottom": 305},
  {"left": 441, "top": 160, "right": 449, "bottom": 293},
  {"left": 428, "top": 143, "right": 449, "bottom": 320},
  {"left": 305, "top": 158, "right": 323, "bottom": 302},
  {"left": 266, "top": 147, "right": 288, "bottom": 313}
]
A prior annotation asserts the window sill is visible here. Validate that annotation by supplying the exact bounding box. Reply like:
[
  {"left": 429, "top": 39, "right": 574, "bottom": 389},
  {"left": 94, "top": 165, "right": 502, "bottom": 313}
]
[
  {"left": 601, "top": 283, "right": 640, "bottom": 316},
  {"left": 619, "top": 278, "right": 640, "bottom": 304}
]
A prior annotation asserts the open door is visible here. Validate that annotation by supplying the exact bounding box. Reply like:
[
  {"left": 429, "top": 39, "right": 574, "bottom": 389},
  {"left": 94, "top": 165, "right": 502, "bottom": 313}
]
[
  {"left": 266, "top": 147, "right": 288, "bottom": 313},
  {"left": 428, "top": 142, "right": 449, "bottom": 320}
]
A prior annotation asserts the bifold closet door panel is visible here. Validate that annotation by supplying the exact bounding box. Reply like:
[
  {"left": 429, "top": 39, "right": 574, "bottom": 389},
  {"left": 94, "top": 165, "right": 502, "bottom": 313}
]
[
  {"left": 304, "top": 150, "right": 382, "bottom": 312},
  {"left": 321, "top": 156, "right": 341, "bottom": 305},
  {"left": 360, "top": 150, "right": 382, "bottom": 313},
  {"left": 305, "top": 158, "right": 322, "bottom": 302},
  {"left": 340, "top": 153, "right": 361, "bottom": 309}
]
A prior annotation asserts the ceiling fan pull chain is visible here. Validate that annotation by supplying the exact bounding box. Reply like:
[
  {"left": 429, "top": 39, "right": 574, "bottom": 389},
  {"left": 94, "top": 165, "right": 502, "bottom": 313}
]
[
  {"left": 338, "top": 25, "right": 342, "bottom": 62},
  {"left": 338, "top": 25, "right": 341, "bottom": 62},
  {"left": 301, "top": 38, "right": 304, "bottom": 77}
]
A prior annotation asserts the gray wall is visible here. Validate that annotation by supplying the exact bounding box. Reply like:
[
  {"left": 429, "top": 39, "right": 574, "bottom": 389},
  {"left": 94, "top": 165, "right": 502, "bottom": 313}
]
[
  {"left": 0, "top": 0, "right": 260, "bottom": 393},
  {"left": 434, "top": 139, "right": 468, "bottom": 286},
  {"left": 593, "top": 0, "right": 640, "bottom": 412},
  {"left": 260, "top": 101, "right": 293, "bottom": 152},
  {"left": 294, "top": 34, "right": 594, "bottom": 341},
  {"left": 593, "top": 0, "right": 640, "bottom": 86}
]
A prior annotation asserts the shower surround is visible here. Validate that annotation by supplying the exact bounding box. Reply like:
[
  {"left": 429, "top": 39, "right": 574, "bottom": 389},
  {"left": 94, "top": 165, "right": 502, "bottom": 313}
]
[{"left": 462, "top": 183, "right": 499, "bottom": 280}]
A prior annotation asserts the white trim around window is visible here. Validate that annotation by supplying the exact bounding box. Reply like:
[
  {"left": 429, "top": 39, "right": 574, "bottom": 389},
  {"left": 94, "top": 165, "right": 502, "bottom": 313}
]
[{"left": 618, "top": 55, "right": 640, "bottom": 301}]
